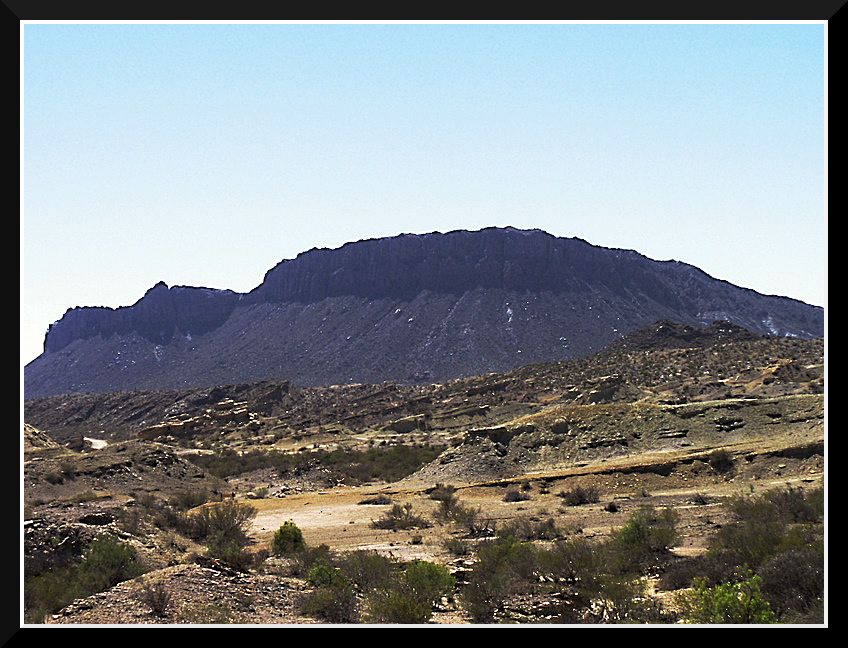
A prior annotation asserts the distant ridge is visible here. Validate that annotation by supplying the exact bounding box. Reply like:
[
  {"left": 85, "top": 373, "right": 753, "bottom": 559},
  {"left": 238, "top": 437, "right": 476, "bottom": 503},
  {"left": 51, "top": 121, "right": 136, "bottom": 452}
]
[{"left": 25, "top": 227, "right": 823, "bottom": 398}]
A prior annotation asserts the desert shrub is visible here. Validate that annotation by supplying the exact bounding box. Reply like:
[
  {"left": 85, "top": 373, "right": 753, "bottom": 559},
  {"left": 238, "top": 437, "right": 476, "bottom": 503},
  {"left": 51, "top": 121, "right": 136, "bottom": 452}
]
[
  {"left": 558, "top": 485, "right": 600, "bottom": 506},
  {"left": 76, "top": 534, "right": 147, "bottom": 594},
  {"left": 607, "top": 506, "right": 679, "bottom": 573},
  {"left": 444, "top": 537, "right": 471, "bottom": 556},
  {"left": 659, "top": 553, "right": 745, "bottom": 590},
  {"left": 291, "top": 544, "right": 335, "bottom": 577},
  {"left": 676, "top": 573, "right": 776, "bottom": 624},
  {"left": 498, "top": 516, "right": 560, "bottom": 541},
  {"left": 189, "top": 444, "right": 444, "bottom": 484},
  {"left": 453, "top": 503, "right": 496, "bottom": 537},
  {"left": 588, "top": 575, "right": 667, "bottom": 624},
  {"left": 59, "top": 460, "right": 77, "bottom": 480},
  {"left": 271, "top": 521, "right": 305, "bottom": 555},
  {"left": 781, "top": 598, "right": 824, "bottom": 624},
  {"left": 45, "top": 471, "right": 64, "bottom": 485},
  {"left": 759, "top": 545, "right": 824, "bottom": 618},
  {"left": 371, "top": 503, "right": 430, "bottom": 530},
  {"left": 307, "top": 561, "right": 346, "bottom": 588},
  {"left": 338, "top": 550, "right": 396, "bottom": 591},
  {"left": 503, "top": 488, "right": 530, "bottom": 502},
  {"left": 117, "top": 508, "right": 145, "bottom": 536},
  {"left": 26, "top": 533, "right": 149, "bottom": 621},
  {"left": 358, "top": 494, "right": 392, "bottom": 505},
  {"left": 302, "top": 579, "right": 359, "bottom": 623},
  {"left": 761, "top": 486, "right": 823, "bottom": 524},
  {"left": 709, "top": 506, "right": 785, "bottom": 570},
  {"left": 462, "top": 535, "right": 538, "bottom": 622},
  {"left": 366, "top": 560, "right": 454, "bottom": 623},
  {"left": 536, "top": 536, "right": 605, "bottom": 589},
  {"left": 189, "top": 499, "right": 257, "bottom": 546},
  {"left": 367, "top": 586, "right": 433, "bottom": 624},
  {"left": 138, "top": 580, "right": 171, "bottom": 617},
  {"left": 708, "top": 449, "right": 735, "bottom": 474},
  {"left": 71, "top": 490, "right": 99, "bottom": 503},
  {"left": 169, "top": 488, "right": 215, "bottom": 511},
  {"left": 404, "top": 560, "right": 455, "bottom": 605},
  {"left": 207, "top": 539, "right": 257, "bottom": 572},
  {"left": 428, "top": 483, "right": 457, "bottom": 501},
  {"left": 434, "top": 492, "right": 461, "bottom": 522}
]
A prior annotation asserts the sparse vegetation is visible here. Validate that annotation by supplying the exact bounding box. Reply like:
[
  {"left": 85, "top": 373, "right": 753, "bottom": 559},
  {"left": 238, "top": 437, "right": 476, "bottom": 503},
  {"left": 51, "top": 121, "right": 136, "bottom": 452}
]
[
  {"left": 371, "top": 503, "right": 430, "bottom": 530},
  {"left": 498, "top": 516, "right": 560, "bottom": 541},
  {"left": 366, "top": 561, "right": 455, "bottom": 623},
  {"left": 503, "top": 488, "right": 530, "bottom": 503},
  {"left": 358, "top": 494, "right": 392, "bottom": 505},
  {"left": 25, "top": 534, "right": 147, "bottom": 623},
  {"left": 138, "top": 580, "right": 171, "bottom": 617},
  {"left": 188, "top": 444, "right": 445, "bottom": 484},
  {"left": 558, "top": 485, "right": 600, "bottom": 506},
  {"left": 708, "top": 449, "right": 735, "bottom": 474},
  {"left": 606, "top": 505, "right": 679, "bottom": 572}
]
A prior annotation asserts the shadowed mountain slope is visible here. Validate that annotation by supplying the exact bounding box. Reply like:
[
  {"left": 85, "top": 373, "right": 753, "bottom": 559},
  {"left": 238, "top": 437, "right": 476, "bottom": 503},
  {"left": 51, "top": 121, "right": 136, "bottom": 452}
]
[{"left": 25, "top": 228, "right": 822, "bottom": 397}]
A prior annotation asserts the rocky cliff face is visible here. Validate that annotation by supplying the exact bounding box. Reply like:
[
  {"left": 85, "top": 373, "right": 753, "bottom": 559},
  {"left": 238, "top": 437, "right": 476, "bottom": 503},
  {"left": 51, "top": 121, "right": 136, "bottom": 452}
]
[
  {"left": 26, "top": 228, "right": 823, "bottom": 398},
  {"left": 44, "top": 283, "right": 240, "bottom": 353}
]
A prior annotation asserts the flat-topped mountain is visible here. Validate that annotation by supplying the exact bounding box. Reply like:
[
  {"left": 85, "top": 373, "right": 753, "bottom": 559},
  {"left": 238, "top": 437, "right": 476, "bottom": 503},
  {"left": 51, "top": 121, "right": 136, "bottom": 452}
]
[{"left": 25, "top": 227, "right": 823, "bottom": 398}]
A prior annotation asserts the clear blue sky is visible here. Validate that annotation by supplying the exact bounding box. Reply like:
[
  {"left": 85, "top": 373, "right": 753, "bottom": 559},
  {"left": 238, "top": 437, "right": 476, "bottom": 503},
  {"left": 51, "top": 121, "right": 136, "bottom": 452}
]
[{"left": 22, "top": 22, "right": 826, "bottom": 364}]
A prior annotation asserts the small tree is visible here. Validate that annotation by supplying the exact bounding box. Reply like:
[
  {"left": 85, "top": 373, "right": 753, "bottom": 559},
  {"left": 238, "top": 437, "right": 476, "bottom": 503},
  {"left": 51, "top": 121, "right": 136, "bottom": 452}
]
[{"left": 271, "top": 521, "right": 306, "bottom": 555}]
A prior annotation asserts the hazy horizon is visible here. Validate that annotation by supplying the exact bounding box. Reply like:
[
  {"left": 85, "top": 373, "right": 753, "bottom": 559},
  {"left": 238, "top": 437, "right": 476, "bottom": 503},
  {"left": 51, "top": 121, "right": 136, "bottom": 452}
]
[{"left": 23, "top": 22, "right": 826, "bottom": 364}]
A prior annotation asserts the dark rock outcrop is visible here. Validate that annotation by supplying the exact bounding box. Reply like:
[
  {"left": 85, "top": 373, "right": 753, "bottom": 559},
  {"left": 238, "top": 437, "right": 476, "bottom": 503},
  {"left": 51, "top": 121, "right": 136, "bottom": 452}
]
[
  {"left": 44, "top": 282, "right": 240, "bottom": 352},
  {"left": 25, "top": 227, "right": 823, "bottom": 398}
]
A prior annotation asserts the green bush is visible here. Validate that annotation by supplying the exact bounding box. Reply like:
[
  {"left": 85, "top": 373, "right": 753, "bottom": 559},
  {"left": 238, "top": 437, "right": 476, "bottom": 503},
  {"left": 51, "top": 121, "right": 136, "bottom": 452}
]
[
  {"left": 338, "top": 550, "right": 396, "bottom": 591},
  {"left": 271, "top": 521, "right": 305, "bottom": 555},
  {"left": 190, "top": 499, "right": 257, "bottom": 545},
  {"left": 77, "top": 535, "right": 147, "bottom": 593},
  {"left": 537, "top": 536, "right": 605, "bottom": 589},
  {"left": 207, "top": 539, "right": 257, "bottom": 572},
  {"left": 366, "top": 561, "right": 454, "bottom": 624},
  {"left": 367, "top": 586, "right": 433, "bottom": 624},
  {"left": 302, "top": 580, "right": 359, "bottom": 623},
  {"left": 25, "top": 535, "right": 147, "bottom": 623},
  {"left": 607, "top": 506, "right": 678, "bottom": 572},
  {"left": 677, "top": 573, "right": 776, "bottom": 624},
  {"left": 404, "top": 561, "right": 455, "bottom": 605},
  {"left": 307, "top": 561, "right": 346, "bottom": 588},
  {"left": 290, "top": 544, "right": 335, "bottom": 577},
  {"left": 462, "top": 535, "right": 538, "bottom": 622}
]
